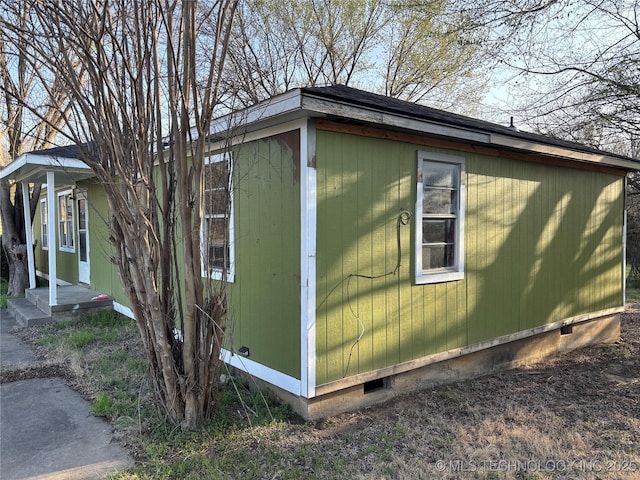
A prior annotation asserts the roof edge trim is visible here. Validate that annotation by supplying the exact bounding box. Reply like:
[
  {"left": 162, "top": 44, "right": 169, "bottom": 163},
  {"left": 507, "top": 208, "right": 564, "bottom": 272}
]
[
  {"left": 0, "top": 153, "right": 92, "bottom": 181},
  {"left": 210, "top": 89, "right": 303, "bottom": 137},
  {"left": 208, "top": 86, "right": 638, "bottom": 171},
  {"left": 491, "top": 134, "right": 639, "bottom": 170},
  {"left": 300, "top": 95, "right": 491, "bottom": 144}
]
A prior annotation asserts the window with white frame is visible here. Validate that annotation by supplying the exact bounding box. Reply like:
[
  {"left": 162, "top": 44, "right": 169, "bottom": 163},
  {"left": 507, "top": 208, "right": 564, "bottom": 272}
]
[
  {"left": 57, "top": 191, "right": 75, "bottom": 252},
  {"left": 40, "top": 199, "right": 48, "bottom": 250},
  {"left": 202, "top": 152, "right": 234, "bottom": 281},
  {"left": 415, "top": 151, "right": 465, "bottom": 284}
]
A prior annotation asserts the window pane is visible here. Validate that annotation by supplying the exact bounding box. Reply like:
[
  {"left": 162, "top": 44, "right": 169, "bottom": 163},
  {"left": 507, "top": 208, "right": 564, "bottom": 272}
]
[
  {"left": 205, "top": 162, "right": 229, "bottom": 189},
  {"left": 41, "top": 202, "right": 48, "bottom": 248},
  {"left": 207, "top": 217, "right": 227, "bottom": 243},
  {"left": 208, "top": 244, "right": 228, "bottom": 269},
  {"left": 423, "top": 188, "right": 457, "bottom": 214},
  {"left": 59, "top": 198, "right": 66, "bottom": 222},
  {"left": 422, "top": 244, "right": 455, "bottom": 269},
  {"left": 203, "top": 152, "right": 234, "bottom": 276},
  {"left": 78, "top": 199, "right": 86, "bottom": 229},
  {"left": 79, "top": 233, "right": 87, "bottom": 261},
  {"left": 204, "top": 189, "right": 228, "bottom": 215},
  {"left": 66, "top": 220, "right": 74, "bottom": 247},
  {"left": 424, "top": 161, "right": 458, "bottom": 188},
  {"left": 423, "top": 219, "right": 455, "bottom": 244}
]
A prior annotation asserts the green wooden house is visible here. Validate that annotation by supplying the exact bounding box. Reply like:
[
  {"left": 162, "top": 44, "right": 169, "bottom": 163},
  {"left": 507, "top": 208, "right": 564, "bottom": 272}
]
[{"left": 3, "top": 85, "right": 637, "bottom": 418}]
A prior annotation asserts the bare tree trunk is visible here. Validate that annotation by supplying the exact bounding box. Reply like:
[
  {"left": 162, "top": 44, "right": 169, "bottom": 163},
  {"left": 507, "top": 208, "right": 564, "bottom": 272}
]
[
  {"left": 0, "top": 2, "right": 69, "bottom": 297},
  {"left": 1, "top": 0, "right": 237, "bottom": 430},
  {"left": 3, "top": 241, "right": 28, "bottom": 296},
  {"left": 0, "top": 179, "right": 41, "bottom": 296}
]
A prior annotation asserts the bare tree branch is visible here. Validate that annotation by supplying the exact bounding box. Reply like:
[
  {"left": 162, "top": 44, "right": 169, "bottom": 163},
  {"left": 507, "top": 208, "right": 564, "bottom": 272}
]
[{"left": 0, "top": 0, "right": 238, "bottom": 429}]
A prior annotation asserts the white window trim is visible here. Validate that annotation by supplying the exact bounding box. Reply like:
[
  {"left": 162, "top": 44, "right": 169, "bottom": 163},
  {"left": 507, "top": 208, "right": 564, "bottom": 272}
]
[
  {"left": 201, "top": 152, "right": 235, "bottom": 282},
  {"left": 415, "top": 151, "right": 465, "bottom": 285},
  {"left": 40, "top": 198, "right": 49, "bottom": 250},
  {"left": 57, "top": 190, "right": 75, "bottom": 253}
]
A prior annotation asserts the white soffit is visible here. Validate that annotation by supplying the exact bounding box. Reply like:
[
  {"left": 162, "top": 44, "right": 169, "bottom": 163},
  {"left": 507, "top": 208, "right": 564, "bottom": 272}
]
[
  {"left": 210, "top": 89, "right": 304, "bottom": 136},
  {"left": 0, "top": 153, "right": 93, "bottom": 184}
]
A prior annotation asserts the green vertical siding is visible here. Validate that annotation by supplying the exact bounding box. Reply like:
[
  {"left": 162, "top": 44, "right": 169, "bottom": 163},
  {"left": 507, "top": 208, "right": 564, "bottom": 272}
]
[
  {"left": 315, "top": 130, "right": 624, "bottom": 386},
  {"left": 31, "top": 200, "right": 47, "bottom": 276},
  {"left": 82, "top": 180, "right": 132, "bottom": 309},
  {"left": 32, "top": 189, "right": 79, "bottom": 285},
  {"left": 226, "top": 130, "right": 301, "bottom": 379},
  {"left": 33, "top": 180, "right": 130, "bottom": 307}
]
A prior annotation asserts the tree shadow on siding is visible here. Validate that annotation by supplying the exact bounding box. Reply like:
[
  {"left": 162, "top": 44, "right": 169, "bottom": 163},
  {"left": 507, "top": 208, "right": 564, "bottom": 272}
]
[{"left": 465, "top": 166, "right": 623, "bottom": 347}]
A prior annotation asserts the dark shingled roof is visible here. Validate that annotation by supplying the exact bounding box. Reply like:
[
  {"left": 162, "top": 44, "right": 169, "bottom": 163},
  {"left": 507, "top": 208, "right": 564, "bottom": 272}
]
[
  {"left": 22, "top": 85, "right": 639, "bottom": 165},
  {"left": 30, "top": 144, "right": 83, "bottom": 159},
  {"left": 300, "top": 84, "right": 634, "bottom": 161}
]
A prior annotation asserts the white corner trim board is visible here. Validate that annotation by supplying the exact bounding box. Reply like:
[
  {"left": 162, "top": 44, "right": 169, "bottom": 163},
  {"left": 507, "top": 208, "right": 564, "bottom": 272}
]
[
  {"left": 113, "top": 303, "right": 303, "bottom": 396},
  {"left": 220, "top": 348, "right": 302, "bottom": 396},
  {"left": 300, "top": 121, "right": 317, "bottom": 399},
  {"left": 112, "top": 302, "right": 135, "bottom": 320}
]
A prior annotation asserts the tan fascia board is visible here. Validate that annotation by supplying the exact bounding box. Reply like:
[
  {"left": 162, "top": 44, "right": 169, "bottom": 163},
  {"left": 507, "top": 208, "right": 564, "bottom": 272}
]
[
  {"left": 302, "top": 95, "right": 639, "bottom": 170},
  {"left": 209, "top": 89, "right": 306, "bottom": 138},
  {"left": 300, "top": 95, "right": 491, "bottom": 144},
  {"left": 209, "top": 90, "right": 639, "bottom": 171},
  {"left": 490, "top": 133, "right": 639, "bottom": 171}
]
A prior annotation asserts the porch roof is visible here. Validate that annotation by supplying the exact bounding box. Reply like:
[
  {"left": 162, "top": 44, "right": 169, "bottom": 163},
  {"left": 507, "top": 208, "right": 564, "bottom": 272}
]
[{"left": 0, "top": 147, "right": 94, "bottom": 185}]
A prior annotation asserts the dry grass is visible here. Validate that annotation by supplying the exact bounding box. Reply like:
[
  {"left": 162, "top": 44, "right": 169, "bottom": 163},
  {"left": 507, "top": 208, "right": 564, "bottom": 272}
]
[
  {"left": 111, "top": 304, "right": 639, "bottom": 480},
  {"left": 283, "top": 304, "right": 639, "bottom": 480},
  {"left": 8, "top": 305, "right": 640, "bottom": 479}
]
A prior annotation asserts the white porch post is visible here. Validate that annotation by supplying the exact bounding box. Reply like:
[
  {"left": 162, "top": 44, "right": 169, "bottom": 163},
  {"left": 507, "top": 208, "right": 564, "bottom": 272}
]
[
  {"left": 46, "top": 171, "right": 57, "bottom": 305},
  {"left": 20, "top": 181, "right": 36, "bottom": 289}
]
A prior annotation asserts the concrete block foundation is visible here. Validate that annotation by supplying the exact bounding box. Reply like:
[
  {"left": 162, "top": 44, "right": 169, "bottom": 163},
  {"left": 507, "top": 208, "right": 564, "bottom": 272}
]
[{"left": 250, "top": 314, "right": 620, "bottom": 421}]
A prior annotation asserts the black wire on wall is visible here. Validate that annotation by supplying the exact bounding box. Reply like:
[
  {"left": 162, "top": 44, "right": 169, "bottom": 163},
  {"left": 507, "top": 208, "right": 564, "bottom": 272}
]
[{"left": 314, "top": 209, "right": 413, "bottom": 378}]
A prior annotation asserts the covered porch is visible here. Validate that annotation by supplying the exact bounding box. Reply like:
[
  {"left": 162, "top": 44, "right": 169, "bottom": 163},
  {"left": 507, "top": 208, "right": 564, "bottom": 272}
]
[{"left": 0, "top": 145, "right": 96, "bottom": 310}]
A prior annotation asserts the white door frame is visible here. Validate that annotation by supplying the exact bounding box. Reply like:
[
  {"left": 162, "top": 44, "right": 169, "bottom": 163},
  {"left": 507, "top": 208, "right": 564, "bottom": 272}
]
[{"left": 77, "top": 190, "right": 90, "bottom": 284}]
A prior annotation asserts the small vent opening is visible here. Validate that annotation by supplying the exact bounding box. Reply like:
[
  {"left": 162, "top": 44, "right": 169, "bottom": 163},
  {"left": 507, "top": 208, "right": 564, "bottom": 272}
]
[
  {"left": 560, "top": 325, "right": 573, "bottom": 335},
  {"left": 363, "top": 378, "right": 386, "bottom": 394}
]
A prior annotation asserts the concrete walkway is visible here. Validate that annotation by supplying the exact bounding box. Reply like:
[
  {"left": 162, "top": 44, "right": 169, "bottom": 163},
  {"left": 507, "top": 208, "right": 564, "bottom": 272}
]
[{"left": 0, "top": 308, "right": 133, "bottom": 480}]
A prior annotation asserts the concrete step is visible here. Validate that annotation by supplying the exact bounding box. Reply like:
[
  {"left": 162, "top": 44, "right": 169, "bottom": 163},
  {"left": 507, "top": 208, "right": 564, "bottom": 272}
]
[
  {"left": 6, "top": 298, "right": 52, "bottom": 327},
  {"left": 25, "top": 288, "right": 50, "bottom": 314},
  {"left": 8, "top": 286, "right": 115, "bottom": 327}
]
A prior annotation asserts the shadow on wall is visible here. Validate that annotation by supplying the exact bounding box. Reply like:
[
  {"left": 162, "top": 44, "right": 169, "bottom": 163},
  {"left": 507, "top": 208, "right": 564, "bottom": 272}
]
[
  {"left": 465, "top": 159, "right": 623, "bottom": 344},
  {"left": 315, "top": 135, "right": 624, "bottom": 385}
]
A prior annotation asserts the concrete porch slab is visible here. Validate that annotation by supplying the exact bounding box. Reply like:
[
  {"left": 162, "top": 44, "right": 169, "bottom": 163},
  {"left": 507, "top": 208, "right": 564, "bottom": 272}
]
[
  {"left": 8, "top": 286, "right": 114, "bottom": 327},
  {"left": 26, "top": 285, "right": 113, "bottom": 315}
]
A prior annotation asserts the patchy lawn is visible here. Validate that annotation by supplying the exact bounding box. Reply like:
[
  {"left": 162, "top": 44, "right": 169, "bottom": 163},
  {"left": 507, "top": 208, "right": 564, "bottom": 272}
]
[{"left": 4, "top": 303, "right": 639, "bottom": 479}]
